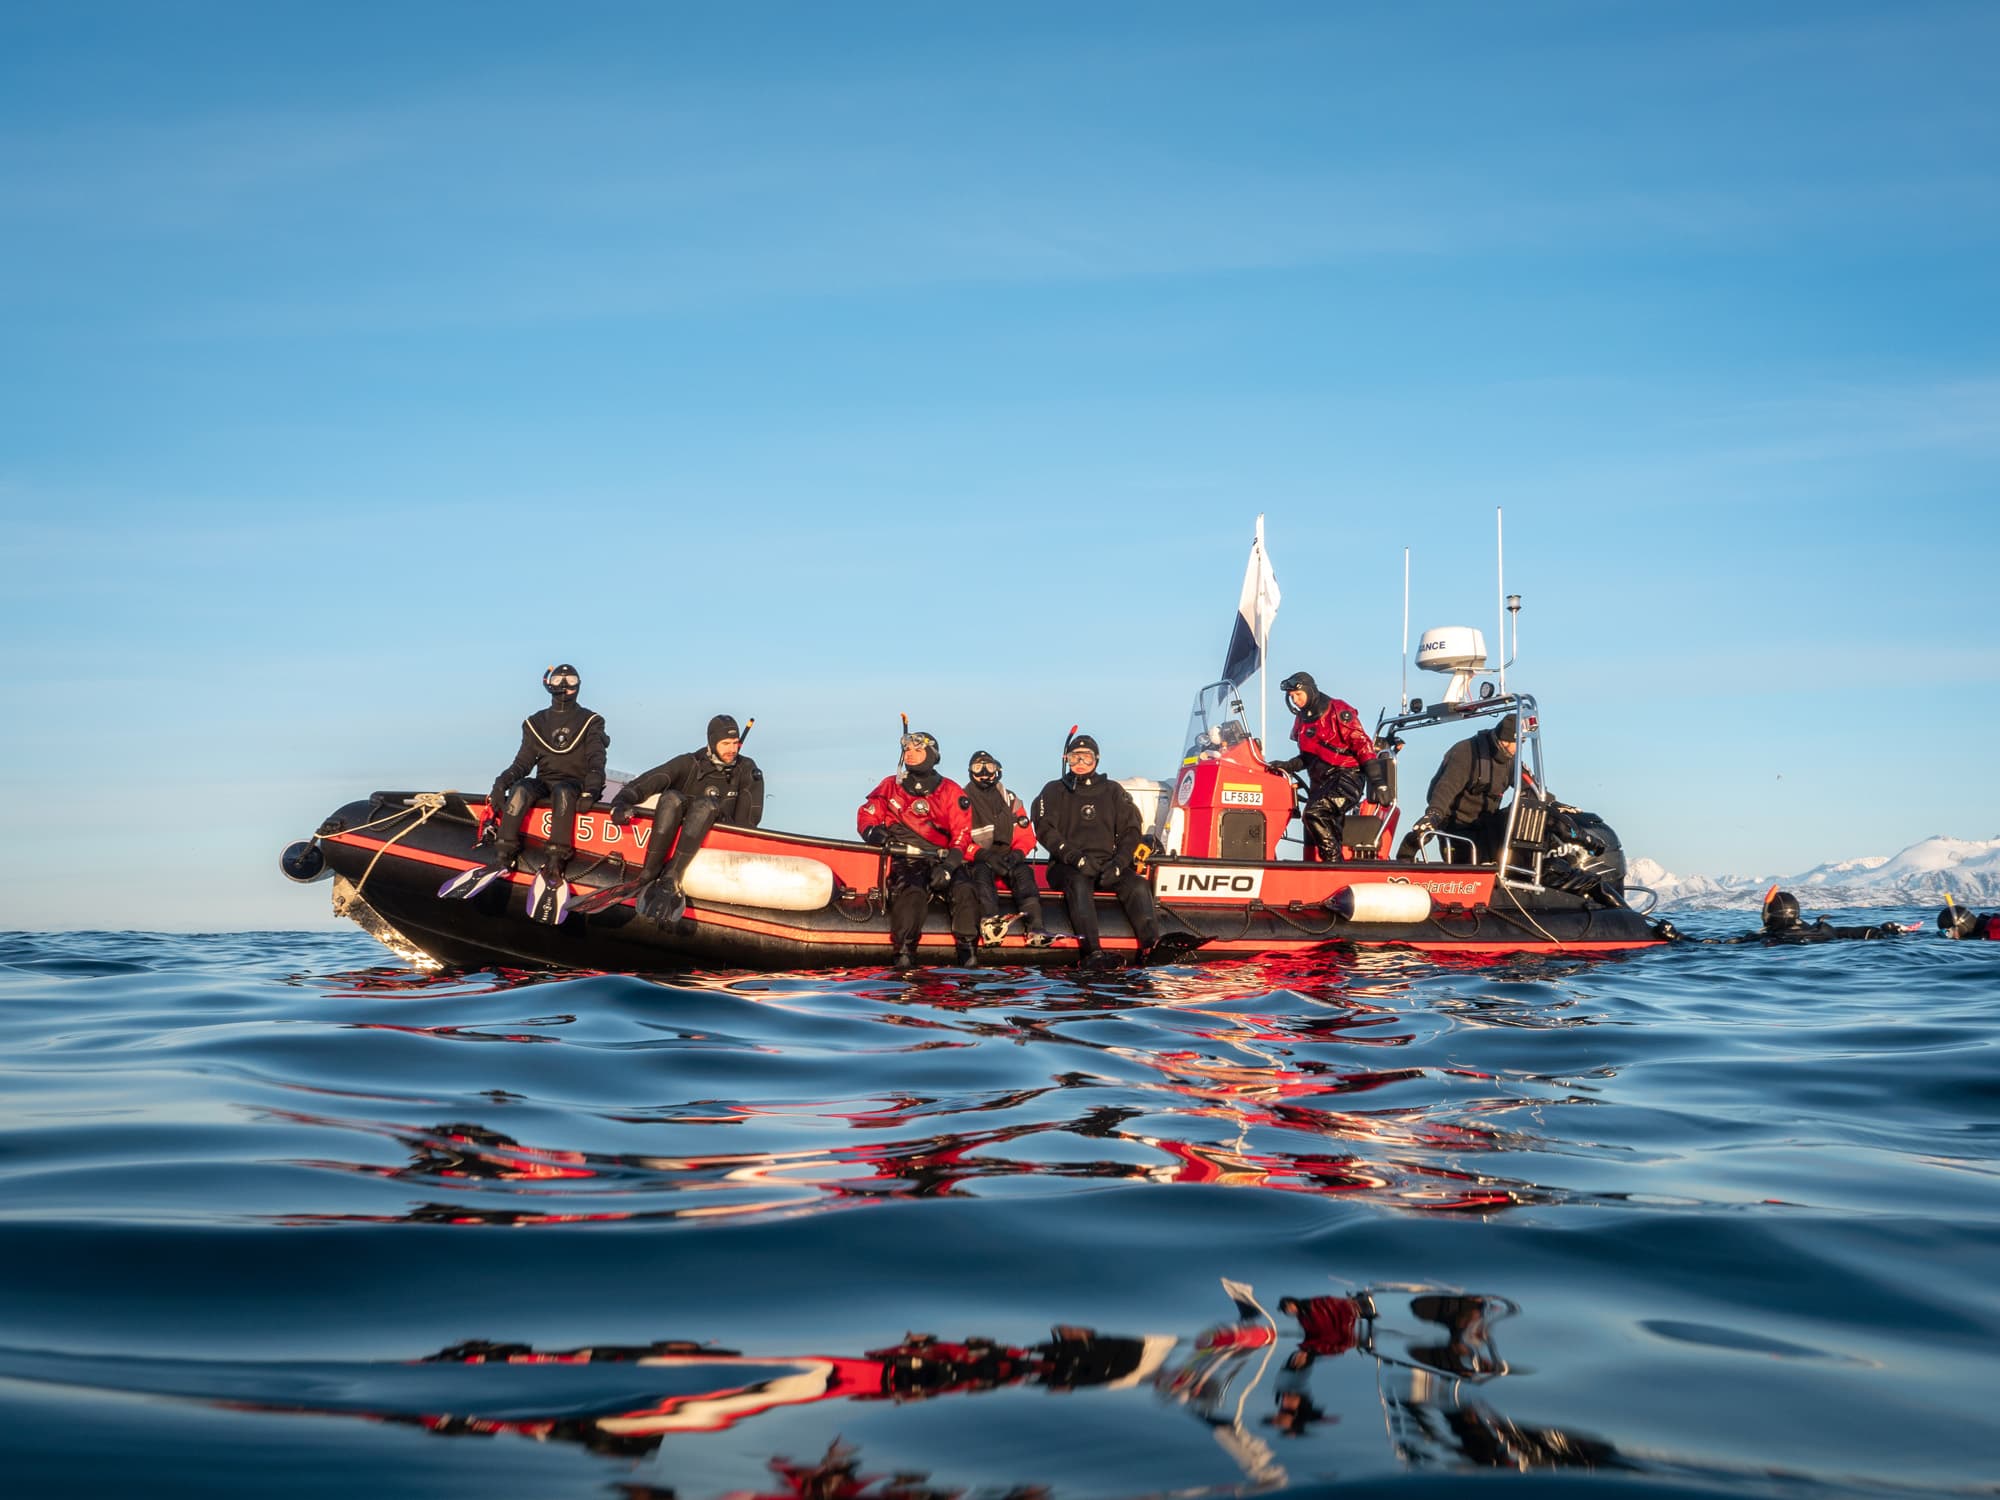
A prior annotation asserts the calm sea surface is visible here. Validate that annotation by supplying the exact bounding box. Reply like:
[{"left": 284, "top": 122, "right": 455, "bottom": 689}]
[{"left": 2, "top": 920, "right": 1994, "bottom": 1499}]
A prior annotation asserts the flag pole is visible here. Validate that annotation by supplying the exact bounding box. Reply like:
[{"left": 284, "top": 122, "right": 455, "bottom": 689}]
[{"left": 1256, "top": 513, "right": 1268, "bottom": 753}]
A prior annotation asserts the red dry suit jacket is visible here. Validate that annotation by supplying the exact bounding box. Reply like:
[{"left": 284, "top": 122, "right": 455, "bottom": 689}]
[
  {"left": 1292, "top": 698, "right": 1375, "bottom": 772},
  {"left": 857, "top": 773, "right": 977, "bottom": 860}
]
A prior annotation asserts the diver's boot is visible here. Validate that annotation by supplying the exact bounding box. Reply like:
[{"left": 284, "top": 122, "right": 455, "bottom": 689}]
[
  {"left": 953, "top": 941, "right": 980, "bottom": 968},
  {"left": 890, "top": 944, "right": 918, "bottom": 971}
]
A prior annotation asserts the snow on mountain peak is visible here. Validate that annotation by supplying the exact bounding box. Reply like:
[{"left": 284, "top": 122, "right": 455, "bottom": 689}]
[{"left": 1632, "top": 835, "right": 2000, "bottom": 909}]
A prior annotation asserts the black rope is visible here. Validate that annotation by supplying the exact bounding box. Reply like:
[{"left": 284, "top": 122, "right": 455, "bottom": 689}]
[{"left": 1263, "top": 902, "right": 1343, "bottom": 939}]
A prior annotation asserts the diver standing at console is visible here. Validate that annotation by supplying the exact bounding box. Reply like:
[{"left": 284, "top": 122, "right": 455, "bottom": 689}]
[
  {"left": 602, "top": 715, "right": 764, "bottom": 925},
  {"left": 1402, "top": 713, "right": 1519, "bottom": 865},
  {"left": 471, "top": 664, "right": 608, "bottom": 900},
  {"left": 963, "top": 751, "right": 1051, "bottom": 948},
  {"left": 857, "top": 730, "right": 979, "bottom": 969},
  {"left": 1033, "top": 734, "right": 1161, "bottom": 967},
  {"left": 1269, "top": 670, "right": 1376, "bottom": 862}
]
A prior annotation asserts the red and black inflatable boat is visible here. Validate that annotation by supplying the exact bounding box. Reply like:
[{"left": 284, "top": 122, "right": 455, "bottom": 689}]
[{"left": 285, "top": 679, "right": 1666, "bottom": 971}]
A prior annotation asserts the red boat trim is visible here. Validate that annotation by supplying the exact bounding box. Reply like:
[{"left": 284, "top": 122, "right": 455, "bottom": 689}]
[{"left": 325, "top": 833, "right": 1658, "bottom": 952}]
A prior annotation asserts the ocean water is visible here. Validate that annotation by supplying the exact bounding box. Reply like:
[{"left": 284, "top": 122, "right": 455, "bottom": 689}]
[{"left": 0, "top": 918, "right": 1994, "bottom": 1499}]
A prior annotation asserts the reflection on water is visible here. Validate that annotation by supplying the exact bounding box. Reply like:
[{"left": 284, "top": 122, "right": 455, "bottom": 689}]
[
  {"left": 0, "top": 1280, "right": 1633, "bottom": 1486},
  {"left": 1, "top": 926, "right": 1996, "bottom": 1497},
  {"left": 265, "top": 956, "right": 1578, "bottom": 1227}
]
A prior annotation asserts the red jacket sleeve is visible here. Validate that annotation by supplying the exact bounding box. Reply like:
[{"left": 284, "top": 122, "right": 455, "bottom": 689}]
[
  {"left": 857, "top": 775, "right": 899, "bottom": 840},
  {"left": 936, "top": 779, "right": 979, "bottom": 860},
  {"left": 1007, "top": 792, "right": 1038, "bottom": 857},
  {"left": 1332, "top": 701, "right": 1376, "bottom": 763}
]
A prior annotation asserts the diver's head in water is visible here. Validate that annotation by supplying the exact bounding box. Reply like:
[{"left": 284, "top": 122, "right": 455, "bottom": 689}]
[
  {"left": 1762, "top": 888, "right": 1802, "bottom": 932},
  {"left": 543, "top": 663, "right": 580, "bottom": 706},
  {"left": 1939, "top": 904, "right": 1981, "bottom": 939}
]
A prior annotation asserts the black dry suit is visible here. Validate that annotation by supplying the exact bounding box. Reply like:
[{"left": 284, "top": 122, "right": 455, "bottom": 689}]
[
  {"left": 1033, "top": 748, "right": 1159, "bottom": 957},
  {"left": 1722, "top": 919, "right": 1905, "bottom": 945},
  {"left": 611, "top": 715, "right": 764, "bottom": 887},
  {"left": 1414, "top": 727, "right": 1516, "bottom": 864},
  {"left": 490, "top": 699, "right": 610, "bottom": 864},
  {"left": 1720, "top": 891, "right": 1905, "bottom": 944},
  {"left": 1424, "top": 729, "right": 1513, "bottom": 827},
  {"left": 965, "top": 775, "right": 1045, "bottom": 938}
]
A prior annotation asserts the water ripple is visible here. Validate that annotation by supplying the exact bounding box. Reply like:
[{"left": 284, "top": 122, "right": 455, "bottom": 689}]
[{"left": 1, "top": 924, "right": 1996, "bottom": 1497}]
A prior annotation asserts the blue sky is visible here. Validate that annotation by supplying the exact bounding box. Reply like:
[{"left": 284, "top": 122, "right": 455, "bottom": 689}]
[{"left": 3, "top": 2, "right": 1995, "bottom": 929}]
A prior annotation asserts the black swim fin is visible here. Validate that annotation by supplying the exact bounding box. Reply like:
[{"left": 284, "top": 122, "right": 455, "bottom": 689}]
[
  {"left": 636, "top": 878, "right": 687, "bottom": 925},
  {"left": 569, "top": 878, "right": 644, "bottom": 916},
  {"left": 438, "top": 861, "right": 510, "bottom": 900},
  {"left": 1141, "top": 932, "right": 1209, "bottom": 966}
]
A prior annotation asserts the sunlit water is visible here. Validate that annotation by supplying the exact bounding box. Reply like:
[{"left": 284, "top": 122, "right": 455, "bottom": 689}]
[{"left": 1, "top": 918, "right": 1994, "bottom": 1498}]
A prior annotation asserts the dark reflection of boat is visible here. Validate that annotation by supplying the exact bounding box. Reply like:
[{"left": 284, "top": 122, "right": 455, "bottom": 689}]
[
  {"left": 3, "top": 1281, "right": 1761, "bottom": 1491},
  {"left": 19, "top": 1288, "right": 1856, "bottom": 1496}
]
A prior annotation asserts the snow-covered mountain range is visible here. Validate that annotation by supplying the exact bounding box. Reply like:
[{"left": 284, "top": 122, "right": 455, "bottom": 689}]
[{"left": 1630, "top": 835, "right": 2000, "bottom": 910}]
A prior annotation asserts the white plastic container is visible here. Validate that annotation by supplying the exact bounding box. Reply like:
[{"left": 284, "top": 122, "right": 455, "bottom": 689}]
[
  {"left": 680, "top": 848, "right": 835, "bottom": 912},
  {"left": 1328, "top": 883, "right": 1433, "bottom": 924}
]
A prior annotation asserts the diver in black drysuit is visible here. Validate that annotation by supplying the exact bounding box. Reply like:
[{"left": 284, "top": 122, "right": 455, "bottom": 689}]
[
  {"left": 487, "top": 664, "right": 609, "bottom": 877},
  {"left": 1714, "top": 890, "right": 1908, "bottom": 944},
  {"left": 607, "top": 715, "right": 763, "bottom": 922},
  {"left": 1400, "top": 714, "right": 1520, "bottom": 865},
  {"left": 1032, "top": 733, "right": 1161, "bottom": 965},
  {"left": 963, "top": 750, "right": 1051, "bottom": 947}
]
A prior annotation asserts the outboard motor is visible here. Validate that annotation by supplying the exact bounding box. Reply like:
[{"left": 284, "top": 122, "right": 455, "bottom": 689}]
[{"left": 1545, "top": 808, "right": 1626, "bottom": 903}]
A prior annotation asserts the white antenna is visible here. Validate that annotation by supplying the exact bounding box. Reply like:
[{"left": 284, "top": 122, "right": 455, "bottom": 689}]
[
  {"left": 1400, "top": 547, "right": 1411, "bottom": 711},
  {"left": 1495, "top": 508, "right": 1506, "bottom": 696}
]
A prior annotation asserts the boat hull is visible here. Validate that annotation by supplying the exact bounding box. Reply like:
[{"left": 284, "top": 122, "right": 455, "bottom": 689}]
[{"left": 309, "top": 793, "right": 1664, "bottom": 972}]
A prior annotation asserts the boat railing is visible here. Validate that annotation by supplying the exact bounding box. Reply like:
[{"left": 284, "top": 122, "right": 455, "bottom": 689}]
[{"left": 1374, "top": 692, "right": 1549, "bottom": 891}]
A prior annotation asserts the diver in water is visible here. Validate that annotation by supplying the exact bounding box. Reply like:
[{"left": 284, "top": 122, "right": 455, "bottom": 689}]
[
  {"left": 858, "top": 730, "right": 979, "bottom": 969},
  {"left": 962, "top": 751, "right": 1052, "bottom": 949},
  {"left": 1033, "top": 733, "right": 1162, "bottom": 967},
  {"left": 1400, "top": 713, "right": 1520, "bottom": 865},
  {"left": 1269, "top": 670, "right": 1376, "bottom": 862},
  {"left": 482, "top": 663, "right": 608, "bottom": 882},
  {"left": 603, "top": 715, "right": 763, "bottom": 924},
  {"left": 1939, "top": 903, "right": 2000, "bottom": 940},
  {"left": 1725, "top": 888, "right": 1910, "bottom": 943}
]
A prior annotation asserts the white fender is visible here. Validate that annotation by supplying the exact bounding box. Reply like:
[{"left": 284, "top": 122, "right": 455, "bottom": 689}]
[
  {"left": 1329, "top": 883, "right": 1433, "bottom": 924},
  {"left": 680, "top": 848, "right": 834, "bottom": 912}
]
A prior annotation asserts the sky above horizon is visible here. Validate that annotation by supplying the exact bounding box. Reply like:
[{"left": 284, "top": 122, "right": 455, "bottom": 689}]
[{"left": 3, "top": 2, "right": 1996, "bottom": 929}]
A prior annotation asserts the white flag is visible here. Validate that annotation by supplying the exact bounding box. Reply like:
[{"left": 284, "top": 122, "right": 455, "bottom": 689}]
[{"left": 1220, "top": 515, "right": 1280, "bottom": 688}]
